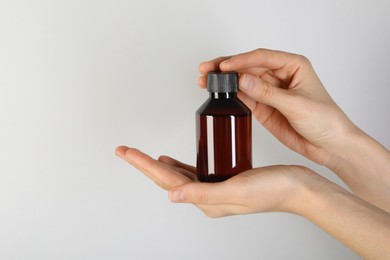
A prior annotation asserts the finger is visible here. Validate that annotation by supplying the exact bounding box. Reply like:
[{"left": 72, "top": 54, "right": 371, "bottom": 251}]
[
  {"left": 198, "top": 56, "right": 232, "bottom": 75},
  {"left": 199, "top": 66, "right": 279, "bottom": 90},
  {"left": 171, "top": 166, "right": 197, "bottom": 181},
  {"left": 198, "top": 55, "right": 272, "bottom": 89},
  {"left": 197, "top": 75, "right": 207, "bottom": 89},
  {"left": 239, "top": 73, "right": 293, "bottom": 113},
  {"left": 198, "top": 68, "right": 268, "bottom": 89},
  {"left": 237, "top": 80, "right": 281, "bottom": 116},
  {"left": 220, "top": 48, "right": 296, "bottom": 72},
  {"left": 168, "top": 182, "right": 218, "bottom": 205},
  {"left": 198, "top": 56, "right": 232, "bottom": 89},
  {"left": 169, "top": 180, "right": 242, "bottom": 205},
  {"left": 158, "top": 155, "right": 196, "bottom": 175},
  {"left": 239, "top": 91, "right": 279, "bottom": 127},
  {"left": 236, "top": 67, "right": 270, "bottom": 76},
  {"left": 237, "top": 90, "right": 257, "bottom": 111},
  {"left": 158, "top": 155, "right": 197, "bottom": 181},
  {"left": 237, "top": 80, "right": 283, "bottom": 127},
  {"left": 260, "top": 70, "right": 288, "bottom": 89},
  {"left": 115, "top": 146, "right": 192, "bottom": 190},
  {"left": 115, "top": 145, "right": 130, "bottom": 157}
]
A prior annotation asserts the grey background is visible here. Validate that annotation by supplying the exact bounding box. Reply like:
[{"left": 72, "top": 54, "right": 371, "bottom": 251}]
[{"left": 1, "top": 0, "right": 389, "bottom": 259}]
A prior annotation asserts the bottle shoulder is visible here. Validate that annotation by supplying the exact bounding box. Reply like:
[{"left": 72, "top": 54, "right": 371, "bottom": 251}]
[{"left": 196, "top": 97, "right": 251, "bottom": 116}]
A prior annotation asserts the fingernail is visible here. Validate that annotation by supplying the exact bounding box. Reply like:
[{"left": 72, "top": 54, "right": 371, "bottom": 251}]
[
  {"left": 115, "top": 146, "right": 128, "bottom": 157},
  {"left": 169, "top": 190, "right": 184, "bottom": 203},
  {"left": 239, "top": 74, "right": 253, "bottom": 91}
]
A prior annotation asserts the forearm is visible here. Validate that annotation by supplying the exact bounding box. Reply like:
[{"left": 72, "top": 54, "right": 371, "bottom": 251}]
[
  {"left": 295, "top": 177, "right": 390, "bottom": 259},
  {"left": 326, "top": 128, "right": 390, "bottom": 212}
]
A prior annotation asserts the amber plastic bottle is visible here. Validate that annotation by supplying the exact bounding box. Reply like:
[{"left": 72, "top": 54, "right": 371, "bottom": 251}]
[{"left": 196, "top": 72, "right": 252, "bottom": 182}]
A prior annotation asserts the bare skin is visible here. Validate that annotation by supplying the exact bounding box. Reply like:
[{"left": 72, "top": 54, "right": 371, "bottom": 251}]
[{"left": 116, "top": 49, "right": 390, "bottom": 259}]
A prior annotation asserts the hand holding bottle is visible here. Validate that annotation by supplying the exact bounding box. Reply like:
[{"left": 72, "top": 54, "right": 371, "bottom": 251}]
[
  {"left": 198, "top": 49, "right": 358, "bottom": 169},
  {"left": 198, "top": 49, "right": 390, "bottom": 211}
]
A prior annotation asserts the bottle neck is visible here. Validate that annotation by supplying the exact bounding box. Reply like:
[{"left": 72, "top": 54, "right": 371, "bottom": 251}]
[{"left": 210, "top": 92, "right": 237, "bottom": 99}]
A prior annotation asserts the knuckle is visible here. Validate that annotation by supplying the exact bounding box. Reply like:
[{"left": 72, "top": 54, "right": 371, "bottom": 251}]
[
  {"left": 257, "top": 81, "right": 274, "bottom": 100},
  {"left": 295, "top": 54, "right": 312, "bottom": 67},
  {"left": 255, "top": 47, "right": 265, "bottom": 53},
  {"left": 195, "top": 192, "right": 209, "bottom": 204}
]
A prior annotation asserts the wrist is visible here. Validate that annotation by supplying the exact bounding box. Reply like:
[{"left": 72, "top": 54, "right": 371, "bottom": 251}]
[
  {"left": 324, "top": 125, "right": 363, "bottom": 171},
  {"left": 304, "top": 106, "right": 361, "bottom": 169},
  {"left": 279, "top": 166, "right": 334, "bottom": 216},
  {"left": 319, "top": 108, "right": 381, "bottom": 174},
  {"left": 326, "top": 126, "right": 390, "bottom": 179},
  {"left": 289, "top": 168, "right": 356, "bottom": 221},
  {"left": 322, "top": 127, "right": 390, "bottom": 211}
]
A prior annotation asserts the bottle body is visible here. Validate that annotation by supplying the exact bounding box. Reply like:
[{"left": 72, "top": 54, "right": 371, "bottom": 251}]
[{"left": 196, "top": 93, "right": 252, "bottom": 182}]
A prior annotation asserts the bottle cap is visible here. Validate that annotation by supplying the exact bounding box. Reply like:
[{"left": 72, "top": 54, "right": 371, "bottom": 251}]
[{"left": 207, "top": 72, "right": 238, "bottom": 93}]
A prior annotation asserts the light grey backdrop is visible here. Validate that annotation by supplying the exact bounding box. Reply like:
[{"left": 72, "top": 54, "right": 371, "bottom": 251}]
[{"left": 1, "top": 0, "right": 389, "bottom": 259}]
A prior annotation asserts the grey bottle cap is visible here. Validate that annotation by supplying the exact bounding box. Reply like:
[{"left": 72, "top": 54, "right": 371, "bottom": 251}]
[{"left": 207, "top": 72, "right": 238, "bottom": 93}]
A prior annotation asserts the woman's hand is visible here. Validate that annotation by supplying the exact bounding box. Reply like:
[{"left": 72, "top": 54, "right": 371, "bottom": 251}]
[
  {"left": 115, "top": 146, "right": 390, "bottom": 259},
  {"left": 198, "top": 49, "right": 358, "bottom": 168},
  {"left": 115, "top": 146, "right": 316, "bottom": 217},
  {"left": 199, "top": 49, "right": 390, "bottom": 212}
]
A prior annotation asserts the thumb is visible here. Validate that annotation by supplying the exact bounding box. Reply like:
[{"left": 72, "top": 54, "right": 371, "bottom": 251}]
[
  {"left": 239, "top": 74, "right": 292, "bottom": 111},
  {"left": 169, "top": 182, "right": 231, "bottom": 205}
]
